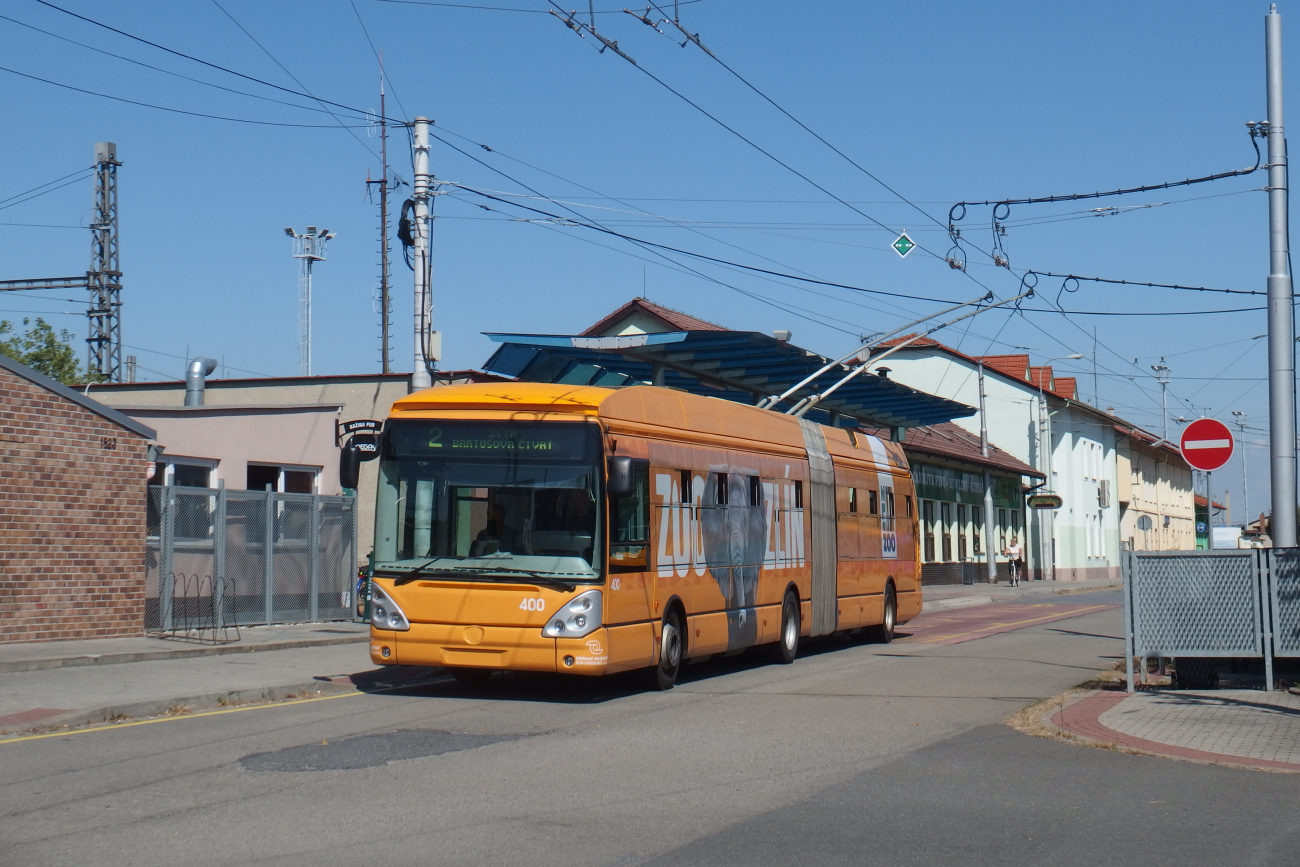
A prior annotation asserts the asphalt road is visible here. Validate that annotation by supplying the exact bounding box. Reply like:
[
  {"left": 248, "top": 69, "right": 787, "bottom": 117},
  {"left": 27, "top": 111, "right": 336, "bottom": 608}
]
[{"left": 2, "top": 592, "right": 1295, "bottom": 866}]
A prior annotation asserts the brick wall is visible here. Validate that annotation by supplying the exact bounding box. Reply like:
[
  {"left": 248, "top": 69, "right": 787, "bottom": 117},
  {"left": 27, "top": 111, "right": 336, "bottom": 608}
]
[{"left": 0, "top": 368, "right": 148, "bottom": 643}]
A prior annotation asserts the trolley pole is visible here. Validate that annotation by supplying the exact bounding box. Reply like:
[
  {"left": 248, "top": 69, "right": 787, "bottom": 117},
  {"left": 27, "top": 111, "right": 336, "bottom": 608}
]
[
  {"left": 979, "top": 360, "right": 997, "bottom": 583},
  {"left": 1266, "top": 6, "right": 1297, "bottom": 547},
  {"left": 410, "top": 116, "right": 433, "bottom": 392}
]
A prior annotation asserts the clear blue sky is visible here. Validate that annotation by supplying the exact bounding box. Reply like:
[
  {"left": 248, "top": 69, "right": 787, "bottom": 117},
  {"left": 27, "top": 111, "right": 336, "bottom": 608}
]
[{"left": 0, "top": 0, "right": 1290, "bottom": 517}]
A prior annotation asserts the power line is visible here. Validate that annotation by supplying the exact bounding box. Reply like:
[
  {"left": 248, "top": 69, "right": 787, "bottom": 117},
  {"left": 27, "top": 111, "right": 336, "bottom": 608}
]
[
  {"left": 32, "top": 0, "right": 383, "bottom": 122},
  {"left": 637, "top": 0, "right": 951, "bottom": 237},
  {"left": 0, "top": 65, "right": 371, "bottom": 128},
  {"left": 347, "top": 0, "right": 411, "bottom": 120},
  {"left": 0, "top": 12, "right": 348, "bottom": 118},
  {"left": 0, "top": 167, "right": 92, "bottom": 209},
  {"left": 210, "top": 0, "right": 380, "bottom": 159},
  {"left": 371, "top": 0, "right": 706, "bottom": 12},
  {"left": 1022, "top": 270, "right": 1263, "bottom": 296},
  {"left": 545, "top": 6, "right": 1005, "bottom": 301}
]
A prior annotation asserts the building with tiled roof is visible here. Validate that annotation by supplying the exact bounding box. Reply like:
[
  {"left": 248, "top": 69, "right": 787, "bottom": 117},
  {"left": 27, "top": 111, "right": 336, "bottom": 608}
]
[
  {"left": 581, "top": 297, "right": 728, "bottom": 337},
  {"left": 866, "top": 335, "right": 1196, "bottom": 582}
]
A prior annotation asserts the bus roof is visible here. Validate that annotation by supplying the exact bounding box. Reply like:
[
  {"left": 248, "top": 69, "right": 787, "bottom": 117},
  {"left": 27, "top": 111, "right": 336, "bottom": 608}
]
[{"left": 391, "top": 383, "right": 907, "bottom": 472}]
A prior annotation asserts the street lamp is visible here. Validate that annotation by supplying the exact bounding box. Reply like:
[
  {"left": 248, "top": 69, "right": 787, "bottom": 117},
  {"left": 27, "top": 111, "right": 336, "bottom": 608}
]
[{"left": 1037, "top": 354, "right": 1082, "bottom": 581}]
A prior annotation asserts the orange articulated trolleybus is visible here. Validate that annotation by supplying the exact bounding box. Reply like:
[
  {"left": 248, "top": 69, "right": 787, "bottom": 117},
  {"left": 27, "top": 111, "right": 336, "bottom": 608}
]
[{"left": 358, "top": 382, "right": 920, "bottom": 689}]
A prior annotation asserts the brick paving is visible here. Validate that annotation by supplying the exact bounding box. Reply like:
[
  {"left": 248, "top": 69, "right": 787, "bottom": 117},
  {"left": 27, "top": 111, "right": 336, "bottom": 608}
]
[{"left": 1054, "top": 688, "right": 1300, "bottom": 772}]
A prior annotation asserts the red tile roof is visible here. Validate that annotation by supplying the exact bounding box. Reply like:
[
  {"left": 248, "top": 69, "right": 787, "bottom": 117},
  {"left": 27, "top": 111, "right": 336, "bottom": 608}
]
[
  {"left": 581, "top": 297, "right": 728, "bottom": 336},
  {"left": 1054, "top": 377, "right": 1077, "bottom": 400},
  {"left": 858, "top": 420, "right": 1044, "bottom": 479}
]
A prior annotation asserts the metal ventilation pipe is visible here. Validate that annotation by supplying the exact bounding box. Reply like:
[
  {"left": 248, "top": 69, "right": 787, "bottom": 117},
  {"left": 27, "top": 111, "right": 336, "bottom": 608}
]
[{"left": 184, "top": 357, "right": 218, "bottom": 406}]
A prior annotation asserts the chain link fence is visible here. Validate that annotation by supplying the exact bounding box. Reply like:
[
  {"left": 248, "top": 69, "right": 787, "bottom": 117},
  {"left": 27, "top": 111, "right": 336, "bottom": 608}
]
[
  {"left": 1123, "top": 548, "right": 1300, "bottom": 691},
  {"left": 146, "top": 486, "right": 358, "bottom": 631}
]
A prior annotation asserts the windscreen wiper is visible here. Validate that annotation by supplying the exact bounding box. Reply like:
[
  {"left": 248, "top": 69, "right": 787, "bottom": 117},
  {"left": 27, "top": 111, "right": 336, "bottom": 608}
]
[
  {"left": 385, "top": 558, "right": 460, "bottom": 586},
  {"left": 435, "top": 566, "right": 581, "bottom": 593}
]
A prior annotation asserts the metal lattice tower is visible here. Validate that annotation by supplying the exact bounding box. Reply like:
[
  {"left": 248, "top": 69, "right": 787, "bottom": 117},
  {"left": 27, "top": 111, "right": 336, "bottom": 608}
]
[
  {"left": 285, "top": 226, "right": 334, "bottom": 376},
  {"left": 87, "top": 142, "right": 122, "bottom": 382}
]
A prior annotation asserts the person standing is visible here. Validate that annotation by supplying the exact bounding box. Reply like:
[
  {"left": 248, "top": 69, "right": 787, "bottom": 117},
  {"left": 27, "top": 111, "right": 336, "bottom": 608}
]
[{"left": 1003, "top": 536, "right": 1024, "bottom": 586}]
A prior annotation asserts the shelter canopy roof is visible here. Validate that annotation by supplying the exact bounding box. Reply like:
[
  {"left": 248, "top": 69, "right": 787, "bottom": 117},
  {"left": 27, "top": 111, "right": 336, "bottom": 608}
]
[{"left": 482, "top": 330, "right": 975, "bottom": 430}]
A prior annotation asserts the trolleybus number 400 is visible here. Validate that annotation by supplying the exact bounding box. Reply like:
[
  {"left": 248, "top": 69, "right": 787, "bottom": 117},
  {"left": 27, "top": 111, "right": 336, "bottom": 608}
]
[{"left": 519, "top": 598, "right": 546, "bottom": 612}]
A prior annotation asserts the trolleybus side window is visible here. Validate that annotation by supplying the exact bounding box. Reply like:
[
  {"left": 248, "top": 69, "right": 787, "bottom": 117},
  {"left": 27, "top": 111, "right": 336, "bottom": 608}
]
[{"left": 611, "top": 460, "right": 650, "bottom": 572}]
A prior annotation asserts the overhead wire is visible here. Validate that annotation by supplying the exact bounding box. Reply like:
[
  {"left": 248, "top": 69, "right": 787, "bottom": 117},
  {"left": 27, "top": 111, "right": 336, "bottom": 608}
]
[
  {"left": 0, "top": 65, "right": 371, "bottom": 128},
  {"left": 32, "top": 0, "right": 380, "bottom": 122},
  {"left": 347, "top": 0, "right": 411, "bottom": 120},
  {"left": 209, "top": 0, "right": 380, "bottom": 159},
  {"left": 430, "top": 138, "right": 873, "bottom": 336},
  {"left": 0, "top": 167, "right": 93, "bottom": 211},
  {"left": 0, "top": 12, "right": 351, "bottom": 119},
  {"left": 545, "top": 5, "right": 1006, "bottom": 301}
]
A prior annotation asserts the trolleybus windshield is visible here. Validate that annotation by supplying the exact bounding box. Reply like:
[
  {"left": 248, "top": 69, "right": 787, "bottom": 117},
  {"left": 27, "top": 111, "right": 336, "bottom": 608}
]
[{"left": 372, "top": 420, "right": 603, "bottom": 582}]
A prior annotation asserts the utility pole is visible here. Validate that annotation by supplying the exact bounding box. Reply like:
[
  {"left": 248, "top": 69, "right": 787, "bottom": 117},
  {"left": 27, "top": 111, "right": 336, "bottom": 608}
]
[
  {"left": 366, "top": 59, "right": 394, "bottom": 373},
  {"left": 978, "top": 360, "right": 997, "bottom": 583},
  {"left": 410, "top": 116, "right": 433, "bottom": 392},
  {"left": 1151, "top": 360, "right": 1170, "bottom": 442},
  {"left": 87, "top": 142, "right": 122, "bottom": 382},
  {"left": 1233, "top": 410, "right": 1249, "bottom": 526},
  {"left": 284, "top": 227, "right": 334, "bottom": 376},
  {"left": 1265, "top": 5, "right": 1297, "bottom": 548}
]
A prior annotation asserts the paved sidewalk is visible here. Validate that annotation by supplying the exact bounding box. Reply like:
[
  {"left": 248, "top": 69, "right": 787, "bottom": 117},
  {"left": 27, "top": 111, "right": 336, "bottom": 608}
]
[
  {"left": 1053, "top": 687, "right": 1300, "bottom": 772},
  {"left": 0, "top": 621, "right": 369, "bottom": 673},
  {"left": 921, "top": 576, "right": 1120, "bottom": 611}
]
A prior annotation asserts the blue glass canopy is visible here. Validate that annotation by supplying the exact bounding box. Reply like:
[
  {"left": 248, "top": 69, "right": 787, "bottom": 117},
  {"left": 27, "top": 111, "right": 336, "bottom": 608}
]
[{"left": 482, "top": 330, "right": 974, "bottom": 430}]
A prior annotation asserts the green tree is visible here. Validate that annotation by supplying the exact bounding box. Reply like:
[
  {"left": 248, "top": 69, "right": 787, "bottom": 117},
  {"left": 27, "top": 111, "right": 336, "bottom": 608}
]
[{"left": 0, "top": 317, "right": 84, "bottom": 385}]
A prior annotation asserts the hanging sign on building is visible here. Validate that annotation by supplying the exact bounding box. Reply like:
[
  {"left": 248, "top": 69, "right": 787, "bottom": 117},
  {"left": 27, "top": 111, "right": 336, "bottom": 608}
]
[{"left": 1027, "top": 493, "right": 1063, "bottom": 510}]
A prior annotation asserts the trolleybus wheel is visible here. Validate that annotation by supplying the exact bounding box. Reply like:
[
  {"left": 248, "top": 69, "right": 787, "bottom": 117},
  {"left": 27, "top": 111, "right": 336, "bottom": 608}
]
[
  {"left": 771, "top": 590, "right": 800, "bottom": 664},
  {"left": 450, "top": 668, "right": 494, "bottom": 688},
  {"left": 650, "top": 609, "right": 684, "bottom": 691},
  {"left": 867, "top": 585, "right": 896, "bottom": 644}
]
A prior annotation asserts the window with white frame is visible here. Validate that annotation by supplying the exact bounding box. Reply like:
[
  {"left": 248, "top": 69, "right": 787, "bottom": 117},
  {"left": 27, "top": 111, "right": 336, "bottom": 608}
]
[{"left": 246, "top": 463, "right": 319, "bottom": 494}]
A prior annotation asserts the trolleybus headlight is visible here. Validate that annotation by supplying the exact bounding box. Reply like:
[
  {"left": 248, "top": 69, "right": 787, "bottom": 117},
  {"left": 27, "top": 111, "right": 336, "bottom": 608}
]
[
  {"left": 369, "top": 585, "right": 410, "bottom": 632},
  {"left": 541, "top": 589, "right": 602, "bottom": 639}
]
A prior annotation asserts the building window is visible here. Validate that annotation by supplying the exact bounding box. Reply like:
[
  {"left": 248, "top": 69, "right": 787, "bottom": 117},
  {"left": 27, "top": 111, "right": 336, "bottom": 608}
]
[
  {"left": 750, "top": 476, "right": 761, "bottom": 506},
  {"left": 715, "top": 472, "right": 728, "bottom": 505},
  {"left": 794, "top": 480, "right": 803, "bottom": 509},
  {"left": 848, "top": 487, "right": 858, "bottom": 514},
  {"left": 940, "top": 501, "right": 953, "bottom": 561},
  {"left": 247, "top": 464, "right": 318, "bottom": 494},
  {"left": 998, "top": 508, "right": 1008, "bottom": 552},
  {"left": 972, "top": 506, "right": 982, "bottom": 556},
  {"left": 149, "top": 459, "right": 216, "bottom": 488},
  {"left": 869, "top": 489, "right": 879, "bottom": 515},
  {"left": 922, "top": 500, "right": 936, "bottom": 562},
  {"left": 957, "top": 504, "right": 968, "bottom": 560}
]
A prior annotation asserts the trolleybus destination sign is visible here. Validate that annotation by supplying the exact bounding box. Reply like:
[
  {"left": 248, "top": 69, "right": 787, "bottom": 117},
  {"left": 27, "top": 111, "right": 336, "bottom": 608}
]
[{"left": 1179, "top": 418, "right": 1235, "bottom": 472}]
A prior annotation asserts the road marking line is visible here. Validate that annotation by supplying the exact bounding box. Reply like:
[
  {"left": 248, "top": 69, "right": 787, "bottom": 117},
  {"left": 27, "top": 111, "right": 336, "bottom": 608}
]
[
  {"left": 916, "top": 604, "right": 1112, "bottom": 643},
  {"left": 0, "top": 690, "right": 363, "bottom": 745}
]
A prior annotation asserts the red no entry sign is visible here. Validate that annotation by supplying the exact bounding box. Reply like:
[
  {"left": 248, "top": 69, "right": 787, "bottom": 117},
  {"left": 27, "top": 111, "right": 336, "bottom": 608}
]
[{"left": 1179, "top": 418, "right": 1235, "bottom": 471}]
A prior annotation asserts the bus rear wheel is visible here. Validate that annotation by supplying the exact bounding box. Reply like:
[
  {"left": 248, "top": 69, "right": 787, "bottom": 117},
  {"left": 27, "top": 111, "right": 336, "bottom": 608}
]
[
  {"left": 650, "top": 609, "right": 684, "bottom": 691},
  {"left": 771, "top": 590, "right": 800, "bottom": 664},
  {"left": 867, "top": 585, "right": 896, "bottom": 644}
]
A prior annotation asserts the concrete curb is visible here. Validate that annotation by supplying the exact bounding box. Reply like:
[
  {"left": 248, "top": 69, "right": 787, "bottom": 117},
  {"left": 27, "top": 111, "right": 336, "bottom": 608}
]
[
  {"left": 920, "top": 580, "right": 1121, "bottom": 612},
  {"left": 0, "top": 633, "right": 369, "bottom": 675},
  {"left": 0, "top": 667, "right": 449, "bottom": 737},
  {"left": 922, "top": 595, "right": 993, "bottom": 611}
]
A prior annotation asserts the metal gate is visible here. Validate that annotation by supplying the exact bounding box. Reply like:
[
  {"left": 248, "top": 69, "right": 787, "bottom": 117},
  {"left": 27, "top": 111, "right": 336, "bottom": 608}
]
[
  {"left": 1123, "top": 548, "right": 1300, "bottom": 691},
  {"left": 146, "top": 485, "right": 358, "bottom": 631}
]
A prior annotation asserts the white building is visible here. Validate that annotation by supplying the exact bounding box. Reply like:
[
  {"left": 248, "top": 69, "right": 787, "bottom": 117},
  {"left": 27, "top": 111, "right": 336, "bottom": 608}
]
[{"left": 875, "top": 338, "right": 1180, "bottom": 582}]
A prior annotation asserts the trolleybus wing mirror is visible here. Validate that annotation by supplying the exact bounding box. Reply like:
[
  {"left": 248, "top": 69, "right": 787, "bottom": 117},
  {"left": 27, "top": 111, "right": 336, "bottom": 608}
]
[
  {"left": 607, "top": 455, "right": 634, "bottom": 498},
  {"left": 340, "top": 442, "right": 363, "bottom": 490}
]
